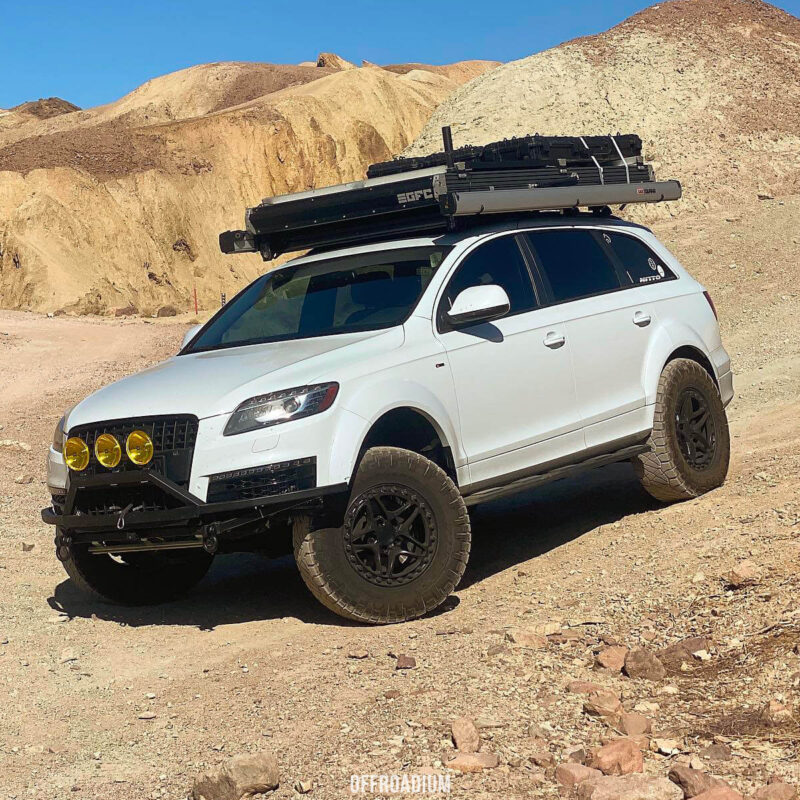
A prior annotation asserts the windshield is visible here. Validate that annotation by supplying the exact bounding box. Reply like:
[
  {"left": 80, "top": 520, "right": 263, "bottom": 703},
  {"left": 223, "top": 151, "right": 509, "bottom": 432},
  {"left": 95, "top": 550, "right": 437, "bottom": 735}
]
[{"left": 185, "top": 245, "right": 451, "bottom": 353}]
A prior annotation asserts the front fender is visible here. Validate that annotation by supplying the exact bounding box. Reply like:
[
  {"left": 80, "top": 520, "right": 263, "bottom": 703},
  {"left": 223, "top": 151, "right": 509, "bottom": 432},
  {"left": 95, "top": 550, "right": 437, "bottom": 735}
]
[{"left": 330, "top": 380, "right": 463, "bottom": 485}]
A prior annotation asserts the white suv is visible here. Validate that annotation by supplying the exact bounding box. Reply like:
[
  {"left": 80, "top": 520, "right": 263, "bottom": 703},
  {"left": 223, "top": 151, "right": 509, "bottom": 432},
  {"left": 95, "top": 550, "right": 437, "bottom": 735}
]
[{"left": 44, "top": 215, "right": 733, "bottom": 623}]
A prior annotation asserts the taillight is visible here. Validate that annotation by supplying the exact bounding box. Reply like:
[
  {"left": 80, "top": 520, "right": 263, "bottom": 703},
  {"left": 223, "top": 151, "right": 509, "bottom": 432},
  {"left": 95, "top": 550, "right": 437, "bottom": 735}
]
[{"left": 703, "top": 291, "right": 718, "bottom": 321}]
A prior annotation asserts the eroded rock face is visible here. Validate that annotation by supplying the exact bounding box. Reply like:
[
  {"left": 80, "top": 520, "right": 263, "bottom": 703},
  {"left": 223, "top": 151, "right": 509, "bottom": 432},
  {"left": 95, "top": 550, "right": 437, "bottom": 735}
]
[{"left": 192, "top": 752, "right": 279, "bottom": 800}]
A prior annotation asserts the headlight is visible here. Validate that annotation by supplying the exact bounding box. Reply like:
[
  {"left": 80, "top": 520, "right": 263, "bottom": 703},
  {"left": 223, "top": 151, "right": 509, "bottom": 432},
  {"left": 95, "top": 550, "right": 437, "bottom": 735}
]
[
  {"left": 224, "top": 383, "right": 339, "bottom": 436},
  {"left": 53, "top": 415, "right": 67, "bottom": 451}
]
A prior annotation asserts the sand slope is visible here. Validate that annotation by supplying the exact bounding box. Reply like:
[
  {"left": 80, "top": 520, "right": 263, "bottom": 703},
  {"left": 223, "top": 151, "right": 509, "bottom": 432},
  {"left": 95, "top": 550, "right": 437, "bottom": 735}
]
[{"left": 408, "top": 0, "right": 800, "bottom": 218}]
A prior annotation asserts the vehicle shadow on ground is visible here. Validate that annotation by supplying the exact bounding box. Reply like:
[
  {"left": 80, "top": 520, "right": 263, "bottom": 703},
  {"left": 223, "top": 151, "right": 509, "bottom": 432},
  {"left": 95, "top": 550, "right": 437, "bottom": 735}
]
[{"left": 50, "top": 462, "right": 659, "bottom": 629}]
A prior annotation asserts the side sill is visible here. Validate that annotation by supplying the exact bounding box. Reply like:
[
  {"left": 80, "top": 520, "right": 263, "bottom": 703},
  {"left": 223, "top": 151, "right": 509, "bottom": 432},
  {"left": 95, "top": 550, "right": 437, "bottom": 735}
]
[{"left": 461, "top": 443, "right": 649, "bottom": 508}]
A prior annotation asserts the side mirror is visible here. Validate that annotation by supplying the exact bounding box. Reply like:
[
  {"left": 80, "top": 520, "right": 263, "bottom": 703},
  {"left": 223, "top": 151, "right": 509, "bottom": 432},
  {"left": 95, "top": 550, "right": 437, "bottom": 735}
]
[
  {"left": 181, "top": 323, "right": 203, "bottom": 351},
  {"left": 446, "top": 285, "right": 511, "bottom": 328}
]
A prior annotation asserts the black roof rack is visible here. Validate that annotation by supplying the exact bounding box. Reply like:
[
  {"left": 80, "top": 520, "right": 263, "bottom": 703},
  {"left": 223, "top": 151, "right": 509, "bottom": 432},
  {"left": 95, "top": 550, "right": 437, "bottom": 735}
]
[{"left": 220, "top": 127, "right": 681, "bottom": 260}]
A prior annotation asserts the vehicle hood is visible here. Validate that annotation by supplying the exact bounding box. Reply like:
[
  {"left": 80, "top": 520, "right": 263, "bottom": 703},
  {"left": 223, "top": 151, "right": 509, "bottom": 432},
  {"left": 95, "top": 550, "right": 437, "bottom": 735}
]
[{"left": 66, "top": 328, "right": 402, "bottom": 429}]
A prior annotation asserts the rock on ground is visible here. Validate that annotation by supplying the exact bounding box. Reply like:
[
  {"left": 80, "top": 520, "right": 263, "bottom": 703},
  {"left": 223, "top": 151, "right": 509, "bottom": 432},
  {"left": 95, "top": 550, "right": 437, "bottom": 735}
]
[
  {"left": 753, "top": 782, "right": 798, "bottom": 800},
  {"left": 555, "top": 763, "right": 602, "bottom": 788},
  {"left": 583, "top": 689, "right": 623, "bottom": 721},
  {"left": 577, "top": 774, "right": 684, "bottom": 800},
  {"left": 624, "top": 648, "right": 667, "bottom": 681},
  {"left": 692, "top": 787, "right": 744, "bottom": 800},
  {"left": 596, "top": 645, "right": 628, "bottom": 672},
  {"left": 619, "top": 712, "right": 652, "bottom": 737},
  {"left": 451, "top": 717, "right": 480, "bottom": 753},
  {"left": 505, "top": 628, "right": 548, "bottom": 648},
  {"left": 587, "top": 739, "right": 643, "bottom": 776},
  {"left": 668, "top": 765, "right": 723, "bottom": 798},
  {"left": 724, "top": 560, "right": 760, "bottom": 588},
  {"left": 445, "top": 752, "right": 499, "bottom": 773},
  {"left": 192, "top": 751, "right": 279, "bottom": 800}
]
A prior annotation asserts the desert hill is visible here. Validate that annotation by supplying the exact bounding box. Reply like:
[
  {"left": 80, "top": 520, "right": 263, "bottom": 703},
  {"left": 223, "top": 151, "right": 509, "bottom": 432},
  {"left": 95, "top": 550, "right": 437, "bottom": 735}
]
[
  {"left": 408, "top": 0, "right": 800, "bottom": 217},
  {"left": 0, "top": 56, "right": 497, "bottom": 314}
]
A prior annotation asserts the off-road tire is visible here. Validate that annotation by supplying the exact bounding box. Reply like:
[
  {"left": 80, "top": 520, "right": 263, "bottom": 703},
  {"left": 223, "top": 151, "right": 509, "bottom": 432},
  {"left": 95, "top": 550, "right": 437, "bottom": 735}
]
[
  {"left": 61, "top": 537, "right": 214, "bottom": 605},
  {"left": 293, "top": 446, "right": 471, "bottom": 624},
  {"left": 634, "top": 358, "right": 730, "bottom": 502}
]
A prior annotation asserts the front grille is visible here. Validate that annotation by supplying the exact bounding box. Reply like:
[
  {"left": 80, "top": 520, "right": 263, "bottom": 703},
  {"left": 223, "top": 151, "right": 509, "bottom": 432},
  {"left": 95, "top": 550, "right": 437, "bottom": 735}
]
[
  {"left": 207, "top": 458, "right": 316, "bottom": 503},
  {"left": 68, "top": 415, "right": 199, "bottom": 486},
  {"left": 71, "top": 482, "right": 185, "bottom": 516}
]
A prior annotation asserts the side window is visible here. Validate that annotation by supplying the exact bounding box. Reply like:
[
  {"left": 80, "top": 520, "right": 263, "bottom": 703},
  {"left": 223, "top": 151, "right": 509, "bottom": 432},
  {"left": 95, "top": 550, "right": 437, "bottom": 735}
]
[
  {"left": 442, "top": 235, "right": 536, "bottom": 322},
  {"left": 525, "top": 230, "right": 621, "bottom": 303},
  {"left": 600, "top": 232, "right": 676, "bottom": 286}
]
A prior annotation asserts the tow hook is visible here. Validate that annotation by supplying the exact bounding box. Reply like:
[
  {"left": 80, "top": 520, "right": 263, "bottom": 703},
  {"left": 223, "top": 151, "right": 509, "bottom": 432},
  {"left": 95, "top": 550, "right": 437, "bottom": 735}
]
[
  {"left": 54, "top": 531, "right": 72, "bottom": 563},
  {"left": 202, "top": 523, "right": 219, "bottom": 555}
]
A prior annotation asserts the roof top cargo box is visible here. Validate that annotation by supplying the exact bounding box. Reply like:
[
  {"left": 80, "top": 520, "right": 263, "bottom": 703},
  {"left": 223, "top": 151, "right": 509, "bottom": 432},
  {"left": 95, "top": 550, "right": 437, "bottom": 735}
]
[{"left": 220, "top": 127, "right": 681, "bottom": 260}]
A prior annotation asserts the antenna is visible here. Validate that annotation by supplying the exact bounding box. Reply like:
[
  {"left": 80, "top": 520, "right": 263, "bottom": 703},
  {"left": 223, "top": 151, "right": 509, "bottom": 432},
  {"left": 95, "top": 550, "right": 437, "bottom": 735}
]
[{"left": 442, "top": 126, "right": 455, "bottom": 170}]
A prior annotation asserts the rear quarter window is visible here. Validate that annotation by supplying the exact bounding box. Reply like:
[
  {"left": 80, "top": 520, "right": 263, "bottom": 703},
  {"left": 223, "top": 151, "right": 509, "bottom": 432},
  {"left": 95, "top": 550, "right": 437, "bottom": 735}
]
[{"left": 599, "top": 231, "right": 676, "bottom": 286}]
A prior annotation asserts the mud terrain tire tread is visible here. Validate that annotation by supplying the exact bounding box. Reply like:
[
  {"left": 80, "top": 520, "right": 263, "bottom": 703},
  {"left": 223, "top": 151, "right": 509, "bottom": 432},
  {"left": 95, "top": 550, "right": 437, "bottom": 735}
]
[
  {"left": 634, "top": 358, "right": 730, "bottom": 502},
  {"left": 293, "top": 446, "right": 471, "bottom": 624}
]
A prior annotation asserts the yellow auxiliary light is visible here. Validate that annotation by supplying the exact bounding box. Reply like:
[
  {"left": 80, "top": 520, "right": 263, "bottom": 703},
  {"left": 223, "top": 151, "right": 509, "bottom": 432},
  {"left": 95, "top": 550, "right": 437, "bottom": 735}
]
[
  {"left": 63, "top": 437, "right": 90, "bottom": 472},
  {"left": 95, "top": 433, "right": 122, "bottom": 469},
  {"left": 126, "top": 430, "right": 154, "bottom": 466}
]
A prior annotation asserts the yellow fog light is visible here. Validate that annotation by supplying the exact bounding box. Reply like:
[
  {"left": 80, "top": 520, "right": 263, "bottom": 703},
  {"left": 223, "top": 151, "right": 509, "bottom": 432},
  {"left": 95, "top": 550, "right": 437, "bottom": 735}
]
[
  {"left": 95, "top": 433, "right": 122, "bottom": 469},
  {"left": 63, "top": 437, "right": 90, "bottom": 472},
  {"left": 126, "top": 430, "right": 154, "bottom": 466}
]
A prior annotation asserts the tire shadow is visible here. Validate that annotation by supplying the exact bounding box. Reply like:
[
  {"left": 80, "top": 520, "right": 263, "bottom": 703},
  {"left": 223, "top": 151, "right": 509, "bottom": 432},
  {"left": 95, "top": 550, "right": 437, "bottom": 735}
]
[{"left": 50, "top": 462, "right": 659, "bottom": 629}]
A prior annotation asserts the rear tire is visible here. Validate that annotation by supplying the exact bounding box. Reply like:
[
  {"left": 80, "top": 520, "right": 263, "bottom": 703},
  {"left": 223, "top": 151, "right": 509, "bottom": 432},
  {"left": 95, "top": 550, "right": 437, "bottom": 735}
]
[
  {"left": 634, "top": 358, "right": 730, "bottom": 502},
  {"left": 293, "top": 446, "right": 471, "bottom": 624},
  {"left": 61, "top": 537, "right": 214, "bottom": 606}
]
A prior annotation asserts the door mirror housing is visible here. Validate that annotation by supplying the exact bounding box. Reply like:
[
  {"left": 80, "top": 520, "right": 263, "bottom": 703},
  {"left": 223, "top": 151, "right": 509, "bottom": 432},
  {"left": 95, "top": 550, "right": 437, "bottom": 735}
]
[
  {"left": 446, "top": 285, "right": 511, "bottom": 328},
  {"left": 180, "top": 323, "right": 203, "bottom": 351}
]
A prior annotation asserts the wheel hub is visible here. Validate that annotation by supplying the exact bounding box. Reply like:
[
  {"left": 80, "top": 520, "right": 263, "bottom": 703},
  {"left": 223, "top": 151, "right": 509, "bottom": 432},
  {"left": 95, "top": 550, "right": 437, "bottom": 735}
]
[
  {"left": 343, "top": 484, "right": 437, "bottom": 587},
  {"left": 675, "top": 387, "right": 717, "bottom": 470}
]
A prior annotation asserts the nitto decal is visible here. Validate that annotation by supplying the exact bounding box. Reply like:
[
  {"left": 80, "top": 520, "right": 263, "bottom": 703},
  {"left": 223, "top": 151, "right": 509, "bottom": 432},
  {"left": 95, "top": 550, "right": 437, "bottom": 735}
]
[{"left": 397, "top": 188, "right": 434, "bottom": 205}]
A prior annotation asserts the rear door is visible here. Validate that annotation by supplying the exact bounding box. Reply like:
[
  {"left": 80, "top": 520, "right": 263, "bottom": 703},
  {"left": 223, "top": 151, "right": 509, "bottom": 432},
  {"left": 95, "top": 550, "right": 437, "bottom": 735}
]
[
  {"left": 522, "top": 228, "right": 665, "bottom": 449},
  {"left": 435, "top": 233, "right": 584, "bottom": 488}
]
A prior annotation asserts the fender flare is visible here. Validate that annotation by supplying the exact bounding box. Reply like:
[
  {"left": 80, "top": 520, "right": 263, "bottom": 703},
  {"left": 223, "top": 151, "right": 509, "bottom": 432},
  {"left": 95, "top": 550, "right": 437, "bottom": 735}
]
[
  {"left": 327, "top": 380, "right": 462, "bottom": 485},
  {"left": 642, "top": 321, "right": 718, "bottom": 405}
]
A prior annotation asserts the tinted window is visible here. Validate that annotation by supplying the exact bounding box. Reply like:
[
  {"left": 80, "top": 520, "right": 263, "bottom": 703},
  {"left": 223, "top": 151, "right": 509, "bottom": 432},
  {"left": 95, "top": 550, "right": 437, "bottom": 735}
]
[
  {"left": 526, "top": 230, "right": 621, "bottom": 303},
  {"left": 600, "top": 232, "right": 676, "bottom": 286},
  {"left": 442, "top": 235, "right": 536, "bottom": 320},
  {"left": 186, "top": 246, "right": 449, "bottom": 353}
]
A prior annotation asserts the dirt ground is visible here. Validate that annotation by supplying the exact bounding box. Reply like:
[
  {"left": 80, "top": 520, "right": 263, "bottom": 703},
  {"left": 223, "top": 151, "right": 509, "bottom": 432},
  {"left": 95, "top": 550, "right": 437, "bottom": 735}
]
[{"left": 1, "top": 198, "right": 799, "bottom": 799}]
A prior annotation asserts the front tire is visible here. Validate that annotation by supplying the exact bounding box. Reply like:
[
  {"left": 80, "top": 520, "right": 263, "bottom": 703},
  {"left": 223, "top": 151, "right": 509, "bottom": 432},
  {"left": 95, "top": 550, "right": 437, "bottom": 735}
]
[
  {"left": 293, "top": 446, "right": 471, "bottom": 624},
  {"left": 634, "top": 358, "right": 730, "bottom": 502},
  {"left": 61, "top": 537, "right": 214, "bottom": 605}
]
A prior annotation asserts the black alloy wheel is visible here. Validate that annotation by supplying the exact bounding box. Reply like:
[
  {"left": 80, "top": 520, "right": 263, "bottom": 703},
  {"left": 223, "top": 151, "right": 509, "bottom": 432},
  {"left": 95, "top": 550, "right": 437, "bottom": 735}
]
[
  {"left": 675, "top": 387, "right": 717, "bottom": 470},
  {"left": 343, "top": 484, "right": 438, "bottom": 587}
]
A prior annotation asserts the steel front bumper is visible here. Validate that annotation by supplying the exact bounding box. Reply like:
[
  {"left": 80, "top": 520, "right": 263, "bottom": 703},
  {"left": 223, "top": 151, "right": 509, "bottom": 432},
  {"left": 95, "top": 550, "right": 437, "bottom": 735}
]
[{"left": 41, "top": 469, "right": 348, "bottom": 538}]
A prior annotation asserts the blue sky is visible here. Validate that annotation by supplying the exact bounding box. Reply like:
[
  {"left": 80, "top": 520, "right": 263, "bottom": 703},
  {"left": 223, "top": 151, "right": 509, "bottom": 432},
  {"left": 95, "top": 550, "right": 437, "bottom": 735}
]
[{"left": 2, "top": 0, "right": 799, "bottom": 109}]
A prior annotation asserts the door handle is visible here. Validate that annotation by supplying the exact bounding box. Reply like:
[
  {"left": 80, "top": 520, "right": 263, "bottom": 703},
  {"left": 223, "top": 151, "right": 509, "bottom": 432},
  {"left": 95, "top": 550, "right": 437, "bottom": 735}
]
[
  {"left": 633, "top": 311, "right": 652, "bottom": 327},
  {"left": 544, "top": 332, "right": 566, "bottom": 349}
]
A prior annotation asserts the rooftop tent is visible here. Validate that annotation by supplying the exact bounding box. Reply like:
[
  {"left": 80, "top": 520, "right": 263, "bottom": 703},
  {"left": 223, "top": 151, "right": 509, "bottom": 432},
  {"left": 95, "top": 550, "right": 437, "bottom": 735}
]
[{"left": 220, "top": 127, "right": 681, "bottom": 260}]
